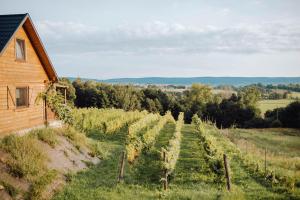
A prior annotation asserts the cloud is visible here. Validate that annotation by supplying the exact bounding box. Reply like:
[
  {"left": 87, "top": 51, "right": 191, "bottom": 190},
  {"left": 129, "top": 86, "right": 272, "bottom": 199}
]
[
  {"left": 36, "top": 20, "right": 300, "bottom": 56},
  {"left": 219, "top": 8, "right": 230, "bottom": 16}
]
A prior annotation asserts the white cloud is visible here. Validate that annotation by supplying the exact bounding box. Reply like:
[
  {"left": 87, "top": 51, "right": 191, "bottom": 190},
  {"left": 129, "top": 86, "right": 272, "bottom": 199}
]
[{"left": 37, "top": 20, "right": 300, "bottom": 56}]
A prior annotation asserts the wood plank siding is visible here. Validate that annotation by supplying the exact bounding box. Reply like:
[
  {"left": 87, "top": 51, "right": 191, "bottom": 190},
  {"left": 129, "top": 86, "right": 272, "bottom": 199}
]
[{"left": 0, "top": 26, "right": 55, "bottom": 136}]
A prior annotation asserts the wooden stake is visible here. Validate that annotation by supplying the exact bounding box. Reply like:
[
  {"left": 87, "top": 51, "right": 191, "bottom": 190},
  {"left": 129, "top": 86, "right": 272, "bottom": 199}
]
[
  {"left": 163, "top": 151, "right": 168, "bottom": 190},
  {"left": 264, "top": 148, "right": 267, "bottom": 176},
  {"left": 223, "top": 154, "right": 231, "bottom": 191},
  {"left": 118, "top": 151, "right": 126, "bottom": 183}
]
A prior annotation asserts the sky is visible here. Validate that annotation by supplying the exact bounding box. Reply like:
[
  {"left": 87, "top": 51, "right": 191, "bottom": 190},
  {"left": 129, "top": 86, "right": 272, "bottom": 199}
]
[{"left": 1, "top": 0, "right": 300, "bottom": 79}]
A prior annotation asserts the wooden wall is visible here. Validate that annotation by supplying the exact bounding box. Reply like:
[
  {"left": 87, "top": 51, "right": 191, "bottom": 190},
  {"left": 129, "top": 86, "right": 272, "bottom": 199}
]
[{"left": 0, "top": 26, "right": 55, "bottom": 136}]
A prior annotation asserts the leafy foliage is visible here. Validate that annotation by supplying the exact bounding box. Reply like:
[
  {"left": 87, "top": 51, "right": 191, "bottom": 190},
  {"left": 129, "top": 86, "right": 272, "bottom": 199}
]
[
  {"left": 126, "top": 112, "right": 175, "bottom": 163},
  {"left": 162, "top": 112, "right": 184, "bottom": 175},
  {"left": 126, "top": 113, "right": 160, "bottom": 162},
  {"left": 265, "top": 101, "right": 300, "bottom": 128},
  {"left": 36, "top": 83, "right": 74, "bottom": 125}
]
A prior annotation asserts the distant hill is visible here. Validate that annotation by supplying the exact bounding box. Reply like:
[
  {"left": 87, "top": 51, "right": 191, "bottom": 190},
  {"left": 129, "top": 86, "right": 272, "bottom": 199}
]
[{"left": 67, "top": 77, "right": 300, "bottom": 86}]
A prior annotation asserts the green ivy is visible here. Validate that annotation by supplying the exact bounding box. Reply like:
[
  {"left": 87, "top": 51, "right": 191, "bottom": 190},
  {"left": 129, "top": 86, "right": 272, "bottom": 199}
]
[{"left": 36, "top": 83, "right": 74, "bottom": 125}]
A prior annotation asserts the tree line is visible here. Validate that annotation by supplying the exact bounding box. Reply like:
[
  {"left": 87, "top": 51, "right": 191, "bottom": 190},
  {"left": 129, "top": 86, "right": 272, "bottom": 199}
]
[{"left": 59, "top": 78, "right": 300, "bottom": 129}]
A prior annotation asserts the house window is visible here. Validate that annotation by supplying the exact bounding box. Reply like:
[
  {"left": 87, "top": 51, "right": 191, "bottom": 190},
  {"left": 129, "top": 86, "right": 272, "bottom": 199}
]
[
  {"left": 16, "top": 87, "right": 29, "bottom": 107},
  {"left": 16, "top": 39, "right": 26, "bottom": 60}
]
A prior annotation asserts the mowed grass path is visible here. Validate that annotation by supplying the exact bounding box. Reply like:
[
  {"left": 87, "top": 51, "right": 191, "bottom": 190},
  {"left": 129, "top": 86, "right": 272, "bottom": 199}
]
[{"left": 168, "top": 124, "right": 221, "bottom": 199}]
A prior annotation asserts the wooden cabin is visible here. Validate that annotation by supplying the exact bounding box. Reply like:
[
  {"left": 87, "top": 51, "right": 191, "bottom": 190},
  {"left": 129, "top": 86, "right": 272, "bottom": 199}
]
[{"left": 0, "top": 13, "right": 58, "bottom": 136}]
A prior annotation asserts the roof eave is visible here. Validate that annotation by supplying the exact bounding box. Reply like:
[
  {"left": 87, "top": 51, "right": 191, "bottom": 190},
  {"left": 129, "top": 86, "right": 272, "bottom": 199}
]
[{"left": 0, "top": 13, "right": 58, "bottom": 82}]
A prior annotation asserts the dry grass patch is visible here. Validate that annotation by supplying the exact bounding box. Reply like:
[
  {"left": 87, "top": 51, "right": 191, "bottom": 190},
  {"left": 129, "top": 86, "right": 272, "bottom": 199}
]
[
  {"left": 30, "top": 128, "right": 59, "bottom": 148},
  {"left": 0, "top": 134, "right": 47, "bottom": 179}
]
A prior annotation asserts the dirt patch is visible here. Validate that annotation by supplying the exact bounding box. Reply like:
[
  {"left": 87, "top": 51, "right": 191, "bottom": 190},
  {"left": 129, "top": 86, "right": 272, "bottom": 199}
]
[{"left": 45, "top": 135, "right": 100, "bottom": 173}]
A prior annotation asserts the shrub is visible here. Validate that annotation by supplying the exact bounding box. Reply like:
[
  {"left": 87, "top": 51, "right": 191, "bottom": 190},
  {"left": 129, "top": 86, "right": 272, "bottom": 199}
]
[
  {"left": 26, "top": 170, "right": 57, "bottom": 200},
  {"left": 88, "top": 141, "right": 108, "bottom": 159},
  {"left": 0, "top": 135, "right": 46, "bottom": 179},
  {"left": 59, "top": 127, "right": 87, "bottom": 150},
  {"left": 0, "top": 181, "right": 19, "bottom": 197},
  {"left": 270, "top": 119, "right": 282, "bottom": 128},
  {"left": 30, "top": 128, "right": 59, "bottom": 148},
  {"left": 243, "top": 117, "right": 269, "bottom": 128}
]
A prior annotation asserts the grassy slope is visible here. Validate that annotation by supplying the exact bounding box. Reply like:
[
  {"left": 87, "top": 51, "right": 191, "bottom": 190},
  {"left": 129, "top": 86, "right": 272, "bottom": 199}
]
[
  {"left": 258, "top": 99, "right": 295, "bottom": 116},
  {"left": 53, "top": 124, "right": 297, "bottom": 200},
  {"left": 208, "top": 128, "right": 286, "bottom": 199},
  {"left": 224, "top": 128, "right": 300, "bottom": 157},
  {"left": 223, "top": 128, "right": 300, "bottom": 189}
]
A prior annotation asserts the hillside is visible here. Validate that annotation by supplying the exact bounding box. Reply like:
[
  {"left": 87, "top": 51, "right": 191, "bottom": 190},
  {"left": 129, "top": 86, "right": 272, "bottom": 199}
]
[
  {"left": 0, "top": 127, "right": 101, "bottom": 200},
  {"left": 68, "top": 77, "right": 300, "bottom": 86}
]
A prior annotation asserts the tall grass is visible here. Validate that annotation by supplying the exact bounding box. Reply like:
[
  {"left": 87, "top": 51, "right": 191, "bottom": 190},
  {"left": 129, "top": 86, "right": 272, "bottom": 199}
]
[
  {"left": 224, "top": 130, "right": 300, "bottom": 190},
  {"left": 0, "top": 134, "right": 47, "bottom": 179},
  {"left": 30, "top": 128, "right": 59, "bottom": 148}
]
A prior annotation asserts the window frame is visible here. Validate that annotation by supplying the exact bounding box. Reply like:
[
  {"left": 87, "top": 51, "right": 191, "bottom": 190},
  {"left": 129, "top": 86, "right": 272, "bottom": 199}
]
[
  {"left": 15, "top": 38, "right": 26, "bottom": 62},
  {"left": 15, "top": 86, "right": 29, "bottom": 109}
]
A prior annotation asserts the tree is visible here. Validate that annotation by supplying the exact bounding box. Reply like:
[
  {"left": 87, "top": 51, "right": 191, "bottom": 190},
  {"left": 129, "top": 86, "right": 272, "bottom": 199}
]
[
  {"left": 265, "top": 101, "right": 300, "bottom": 128},
  {"left": 238, "top": 86, "right": 261, "bottom": 107},
  {"left": 59, "top": 78, "right": 76, "bottom": 106},
  {"left": 188, "top": 84, "right": 213, "bottom": 104}
]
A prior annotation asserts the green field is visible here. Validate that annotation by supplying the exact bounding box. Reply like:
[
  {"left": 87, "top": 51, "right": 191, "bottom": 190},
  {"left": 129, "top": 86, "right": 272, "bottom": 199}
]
[
  {"left": 223, "top": 128, "right": 300, "bottom": 179},
  {"left": 258, "top": 99, "right": 295, "bottom": 116},
  {"left": 52, "top": 109, "right": 300, "bottom": 199}
]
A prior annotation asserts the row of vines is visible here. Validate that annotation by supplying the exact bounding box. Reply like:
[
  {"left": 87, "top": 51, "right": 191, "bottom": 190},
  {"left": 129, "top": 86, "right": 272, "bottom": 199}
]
[
  {"left": 192, "top": 114, "right": 297, "bottom": 191},
  {"left": 126, "top": 112, "right": 173, "bottom": 162},
  {"left": 72, "top": 108, "right": 147, "bottom": 134},
  {"left": 161, "top": 112, "right": 184, "bottom": 176}
]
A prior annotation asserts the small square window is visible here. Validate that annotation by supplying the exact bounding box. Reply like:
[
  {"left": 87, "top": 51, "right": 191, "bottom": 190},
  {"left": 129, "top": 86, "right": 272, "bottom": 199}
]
[
  {"left": 16, "top": 39, "right": 26, "bottom": 60},
  {"left": 16, "top": 87, "right": 29, "bottom": 107}
]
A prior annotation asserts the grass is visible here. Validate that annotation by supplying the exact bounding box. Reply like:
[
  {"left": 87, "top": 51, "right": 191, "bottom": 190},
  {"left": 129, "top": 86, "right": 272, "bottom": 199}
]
[
  {"left": 30, "top": 128, "right": 59, "bottom": 148},
  {"left": 26, "top": 170, "right": 58, "bottom": 200},
  {"left": 258, "top": 99, "right": 295, "bottom": 116},
  {"left": 222, "top": 128, "right": 300, "bottom": 196},
  {"left": 290, "top": 92, "right": 300, "bottom": 99},
  {"left": 0, "top": 180, "right": 20, "bottom": 198},
  {"left": 54, "top": 123, "right": 295, "bottom": 199},
  {"left": 0, "top": 126, "right": 107, "bottom": 200},
  {"left": 0, "top": 134, "right": 47, "bottom": 179}
]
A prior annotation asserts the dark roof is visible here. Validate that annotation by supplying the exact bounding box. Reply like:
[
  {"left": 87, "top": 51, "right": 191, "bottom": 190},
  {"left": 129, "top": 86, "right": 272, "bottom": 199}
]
[
  {"left": 0, "top": 13, "right": 27, "bottom": 53},
  {"left": 0, "top": 13, "right": 58, "bottom": 81}
]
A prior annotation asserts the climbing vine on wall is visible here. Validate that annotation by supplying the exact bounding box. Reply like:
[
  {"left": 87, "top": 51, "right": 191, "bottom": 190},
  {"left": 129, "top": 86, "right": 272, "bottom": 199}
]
[{"left": 36, "top": 83, "right": 74, "bottom": 125}]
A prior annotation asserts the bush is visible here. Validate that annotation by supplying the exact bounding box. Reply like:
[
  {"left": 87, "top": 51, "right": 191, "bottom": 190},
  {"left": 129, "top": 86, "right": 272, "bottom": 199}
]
[
  {"left": 0, "top": 135, "right": 46, "bottom": 178},
  {"left": 59, "top": 127, "right": 87, "bottom": 150},
  {"left": 265, "top": 101, "right": 300, "bottom": 128},
  {"left": 88, "top": 141, "right": 108, "bottom": 159},
  {"left": 243, "top": 117, "right": 269, "bottom": 128},
  {"left": 270, "top": 119, "right": 282, "bottom": 128}
]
